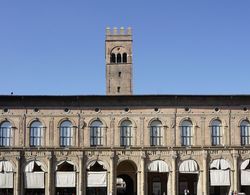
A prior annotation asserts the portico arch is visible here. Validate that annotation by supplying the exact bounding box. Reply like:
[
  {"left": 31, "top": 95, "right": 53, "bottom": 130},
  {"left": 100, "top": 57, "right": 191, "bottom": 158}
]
[
  {"left": 179, "top": 159, "right": 199, "bottom": 195},
  {"left": 117, "top": 160, "right": 137, "bottom": 195}
]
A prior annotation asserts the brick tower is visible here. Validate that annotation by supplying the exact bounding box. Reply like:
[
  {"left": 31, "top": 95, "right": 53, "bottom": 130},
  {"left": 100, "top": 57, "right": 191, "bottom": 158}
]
[{"left": 105, "top": 27, "right": 133, "bottom": 95}]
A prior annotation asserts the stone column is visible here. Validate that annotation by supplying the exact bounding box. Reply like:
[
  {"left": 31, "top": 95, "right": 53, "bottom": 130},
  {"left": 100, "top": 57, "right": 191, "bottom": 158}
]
[
  {"left": 203, "top": 151, "right": 208, "bottom": 195},
  {"left": 78, "top": 154, "right": 84, "bottom": 195},
  {"left": 47, "top": 154, "right": 53, "bottom": 195},
  {"left": 137, "top": 170, "right": 141, "bottom": 195},
  {"left": 82, "top": 154, "right": 87, "bottom": 195},
  {"left": 171, "top": 152, "right": 177, "bottom": 195},
  {"left": 233, "top": 151, "right": 239, "bottom": 192},
  {"left": 109, "top": 153, "right": 115, "bottom": 195},
  {"left": 140, "top": 153, "right": 146, "bottom": 195},
  {"left": 15, "top": 156, "right": 21, "bottom": 195}
]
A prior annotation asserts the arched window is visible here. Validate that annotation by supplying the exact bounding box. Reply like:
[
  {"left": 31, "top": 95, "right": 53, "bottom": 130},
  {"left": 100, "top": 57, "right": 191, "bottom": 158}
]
[
  {"left": 240, "top": 120, "right": 250, "bottom": 145},
  {"left": 110, "top": 53, "right": 116, "bottom": 63},
  {"left": 181, "top": 120, "right": 192, "bottom": 146},
  {"left": 122, "top": 53, "right": 127, "bottom": 63},
  {"left": 30, "top": 121, "right": 43, "bottom": 147},
  {"left": 60, "top": 120, "right": 73, "bottom": 147},
  {"left": 150, "top": 120, "right": 163, "bottom": 146},
  {"left": 90, "top": 120, "right": 103, "bottom": 146},
  {"left": 0, "top": 121, "right": 12, "bottom": 147},
  {"left": 120, "top": 120, "right": 132, "bottom": 146},
  {"left": 117, "top": 53, "right": 121, "bottom": 63},
  {"left": 211, "top": 119, "right": 222, "bottom": 146}
]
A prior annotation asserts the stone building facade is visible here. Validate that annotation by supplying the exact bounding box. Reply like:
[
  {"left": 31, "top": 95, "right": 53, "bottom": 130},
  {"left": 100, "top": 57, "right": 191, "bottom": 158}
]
[{"left": 0, "top": 28, "right": 250, "bottom": 195}]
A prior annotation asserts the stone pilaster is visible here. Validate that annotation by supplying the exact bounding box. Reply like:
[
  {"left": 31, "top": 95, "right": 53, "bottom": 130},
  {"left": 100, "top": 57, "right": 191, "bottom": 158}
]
[
  {"left": 203, "top": 151, "right": 208, "bottom": 195},
  {"left": 47, "top": 154, "right": 53, "bottom": 195},
  {"left": 171, "top": 151, "right": 177, "bottom": 195},
  {"left": 78, "top": 154, "right": 84, "bottom": 195},
  {"left": 140, "top": 152, "right": 146, "bottom": 195},
  {"left": 15, "top": 156, "right": 21, "bottom": 195},
  {"left": 233, "top": 151, "right": 239, "bottom": 192},
  {"left": 109, "top": 152, "right": 115, "bottom": 195}
]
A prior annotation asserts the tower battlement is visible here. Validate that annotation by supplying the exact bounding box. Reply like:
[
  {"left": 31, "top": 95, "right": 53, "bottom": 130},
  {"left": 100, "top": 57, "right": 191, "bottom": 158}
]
[{"left": 106, "top": 27, "right": 132, "bottom": 36}]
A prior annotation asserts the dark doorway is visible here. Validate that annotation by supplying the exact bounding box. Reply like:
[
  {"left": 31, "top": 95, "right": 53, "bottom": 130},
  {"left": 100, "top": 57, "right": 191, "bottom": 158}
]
[
  {"left": 0, "top": 189, "right": 13, "bottom": 195},
  {"left": 25, "top": 189, "right": 45, "bottom": 195},
  {"left": 55, "top": 188, "right": 76, "bottom": 195},
  {"left": 209, "top": 186, "right": 230, "bottom": 195},
  {"left": 179, "top": 173, "right": 198, "bottom": 195},
  {"left": 148, "top": 173, "right": 168, "bottom": 195},
  {"left": 117, "top": 174, "right": 134, "bottom": 195},
  {"left": 86, "top": 187, "right": 107, "bottom": 195},
  {"left": 241, "top": 186, "right": 250, "bottom": 195}
]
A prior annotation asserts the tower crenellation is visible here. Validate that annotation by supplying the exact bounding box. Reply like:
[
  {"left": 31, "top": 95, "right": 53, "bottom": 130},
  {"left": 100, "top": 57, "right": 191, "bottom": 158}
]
[{"left": 105, "top": 27, "right": 132, "bottom": 36}]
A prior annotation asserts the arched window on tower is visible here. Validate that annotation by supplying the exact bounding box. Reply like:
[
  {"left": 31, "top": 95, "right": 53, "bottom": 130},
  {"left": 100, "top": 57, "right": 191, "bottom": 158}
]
[
  {"left": 110, "top": 53, "right": 116, "bottom": 63},
  {"left": 117, "top": 53, "right": 121, "bottom": 63},
  {"left": 122, "top": 53, "right": 127, "bottom": 63}
]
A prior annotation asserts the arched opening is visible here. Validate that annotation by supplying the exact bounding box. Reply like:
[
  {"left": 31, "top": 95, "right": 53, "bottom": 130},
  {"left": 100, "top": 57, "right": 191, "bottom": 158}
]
[
  {"left": 24, "top": 161, "right": 45, "bottom": 195},
  {"left": 110, "top": 53, "right": 116, "bottom": 63},
  {"left": 122, "top": 53, "right": 127, "bottom": 63},
  {"left": 0, "top": 161, "right": 14, "bottom": 195},
  {"left": 86, "top": 161, "right": 107, "bottom": 195},
  {"left": 179, "top": 160, "right": 199, "bottom": 195},
  {"left": 117, "top": 53, "right": 121, "bottom": 63},
  {"left": 147, "top": 160, "right": 169, "bottom": 195},
  {"left": 240, "top": 159, "right": 250, "bottom": 194},
  {"left": 55, "top": 161, "right": 76, "bottom": 195},
  {"left": 209, "top": 159, "right": 230, "bottom": 195},
  {"left": 117, "top": 160, "right": 137, "bottom": 195}
]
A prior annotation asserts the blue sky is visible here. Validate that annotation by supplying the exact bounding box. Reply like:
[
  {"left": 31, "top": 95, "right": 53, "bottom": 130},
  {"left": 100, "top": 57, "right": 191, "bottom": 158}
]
[{"left": 0, "top": 1, "right": 249, "bottom": 95}]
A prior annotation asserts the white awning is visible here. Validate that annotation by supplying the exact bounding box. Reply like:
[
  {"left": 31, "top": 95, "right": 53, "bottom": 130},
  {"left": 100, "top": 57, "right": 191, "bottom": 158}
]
[
  {"left": 87, "top": 172, "right": 107, "bottom": 187},
  {"left": 24, "top": 172, "right": 44, "bottom": 189},
  {"left": 148, "top": 160, "right": 169, "bottom": 172},
  {"left": 179, "top": 160, "right": 198, "bottom": 173},
  {"left": 241, "top": 170, "right": 250, "bottom": 186},
  {"left": 241, "top": 159, "right": 250, "bottom": 170},
  {"left": 210, "top": 170, "right": 230, "bottom": 186},
  {"left": 0, "top": 173, "right": 13, "bottom": 188},
  {"left": 56, "top": 172, "right": 76, "bottom": 187},
  {"left": 0, "top": 161, "right": 13, "bottom": 172},
  {"left": 210, "top": 159, "right": 230, "bottom": 170},
  {"left": 25, "top": 161, "right": 46, "bottom": 172},
  {"left": 241, "top": 159, "right": 250, "bottom": 186}
]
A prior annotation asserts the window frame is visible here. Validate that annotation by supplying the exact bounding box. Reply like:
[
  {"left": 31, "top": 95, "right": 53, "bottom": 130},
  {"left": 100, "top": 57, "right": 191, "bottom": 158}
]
[
  {"left": 120, "top": 120, "right": 133, "bottom": 147},
  {"left": 0, "top": 121, "right": 12, "bottom": 147},
  {"left": 29, "top": 121, "right": 44, "bottom": 147},
  {"left": 211, "top": 120, "right": 222, "bottom": 146},
  {"left": 150, "top": 121, "right": 163, "bottom": 146},
  {"left": 90, "top": 120, "right": 104, "bottom": 147},
  {"left": 180, "top": 120, "right": 193, "bottom": 146},
  {"left": 60, "top": 120, "right": 74, "bottom": 147},
  {"left": 241, "top": 120, "right": 250, "bottom": 146}
]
